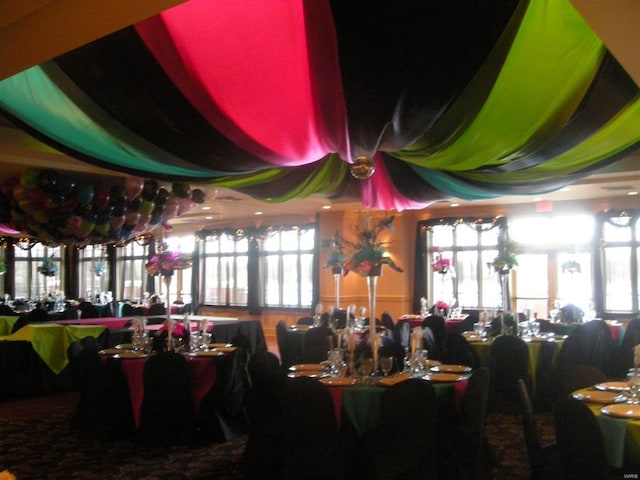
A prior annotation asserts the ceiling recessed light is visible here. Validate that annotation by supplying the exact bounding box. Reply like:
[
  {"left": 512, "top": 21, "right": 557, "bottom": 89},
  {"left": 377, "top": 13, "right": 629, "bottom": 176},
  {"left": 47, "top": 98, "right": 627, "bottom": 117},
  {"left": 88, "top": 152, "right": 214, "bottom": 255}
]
[
  {"left": 322, "top": 205, "right": 331, "bottom": 210},
  {"left": 205, "top": 216, "right": 213, "bottom": 220},
  {"left": 628, "top": 191, "right": 638, "bottom": 196},
  {"left": 560, "top": 187, "right": 570, "bottom": 192},
  {"left": 202, "top": 206, "right": 211, "bottom": 210},
  {"left": 450, "top": 203, "right": 459, "bottom": 207},
  {"left": 533, "top": 197, "right": 542, "bottom": 202},
  {"left": 254, "top": 211, "right": 263, "bottom": 216}
]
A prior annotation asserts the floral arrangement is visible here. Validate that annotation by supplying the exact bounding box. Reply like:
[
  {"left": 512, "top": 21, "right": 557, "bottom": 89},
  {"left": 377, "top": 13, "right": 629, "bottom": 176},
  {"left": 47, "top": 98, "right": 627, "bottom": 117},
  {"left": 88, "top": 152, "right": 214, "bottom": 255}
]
[
  {"left": 561, "top": 260, "right": 581, "bottom": 274},
  {"left": 341, "top": 215, "right": 402, "bottom": 277},
  {"left": 431, "top": 249, "right": 451, "bottom": 274},
  {"left": 145, "top": 244, "right": 192, "bottom": 277},
  {"left": 321, "top": 231, "right": 346, "bottom": 274},
  {"left": 38, "top": 256, "right": 58, "bottom": 277},
  {"left": 489, "top": 227, "right": 518, "bottom": 273},
  {"left": 435, "top": 300, "right": 449, "bottom": 310}
]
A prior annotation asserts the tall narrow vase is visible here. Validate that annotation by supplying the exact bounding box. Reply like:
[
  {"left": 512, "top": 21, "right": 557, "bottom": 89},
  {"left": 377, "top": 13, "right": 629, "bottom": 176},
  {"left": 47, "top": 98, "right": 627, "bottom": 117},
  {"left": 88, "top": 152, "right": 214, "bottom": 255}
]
[
  {"left": 164, "top": 274, "right": 173, "bottom": 350},
  {"left": 366, "top": 264, "right": 381, "bottom": 329},
  {"left": 332, "top": 266, "right": 342, "bottom": 309}
]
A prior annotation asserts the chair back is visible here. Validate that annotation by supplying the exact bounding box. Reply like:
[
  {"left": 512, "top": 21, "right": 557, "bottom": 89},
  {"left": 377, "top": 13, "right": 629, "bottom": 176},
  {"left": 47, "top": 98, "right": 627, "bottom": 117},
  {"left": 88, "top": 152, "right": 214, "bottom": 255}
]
[
  {"left": 302, "top": 326, "right": 333, "bottom": 363},
  {"left": 276, "top": 320, "right": 295, "bottom": 371},
  {"left": 281, "top": 377, "right": 343, "bottom": 479},
  {"left": 491, "top": 335, "right": 531, "bottom": 405},
  {"left": 140, "top": 352, "right": 195, "bottom": 445},
  {"left": 0, "top": 303, "right": 14, "bottom": 315},
  {"left": 27, "top": 307, "right": 48, "bottom": 323},
  {"left": 441, "top": 332, "right": 479, "bottom": 367},
  {"left": 148, "top": 303, "right": 166, "bottom": 316},
  {"left": 120, "top": 302, "right": 135, "bottom": 317},
  {"left": 422, "top": 315, "right": 446, "bottom": 359},
  {"left": 363, "top": 378, "right": 439, "bottom": 479},
  {"left": 553, "top": 397, "right": 609, "bottom": 479},
  {"left": 78, "top": 303, "right": 100, "bottom": 319},
  {"left": 296, "top": 316, "right": 314, "bottom": 325},
  {"left": 560, "top": 364, "right": 607, "bottom": 398}
]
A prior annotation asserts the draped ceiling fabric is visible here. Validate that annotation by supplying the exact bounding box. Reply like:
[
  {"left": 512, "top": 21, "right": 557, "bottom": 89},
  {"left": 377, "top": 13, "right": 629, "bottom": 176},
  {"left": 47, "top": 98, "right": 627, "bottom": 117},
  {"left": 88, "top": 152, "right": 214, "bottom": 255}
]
[{"left": 1, "top": 0, "right": 639, "bottom": 212}]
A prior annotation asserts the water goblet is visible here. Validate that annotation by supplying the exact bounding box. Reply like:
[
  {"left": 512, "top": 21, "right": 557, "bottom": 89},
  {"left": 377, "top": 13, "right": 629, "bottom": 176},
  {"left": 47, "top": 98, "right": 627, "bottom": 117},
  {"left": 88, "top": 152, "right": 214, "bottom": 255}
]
[
  {"left": 473, "top": 322, "right": 484, "bottom": 337},
  {"left": 360, "top": 357, "right": 373, "bottom": 384},
  {"left": 380, "top": 356, "right": 393, "bottom": 376},
  {"left": 531, "top": 321, "right": 540, "bottom": 337},
  {"left": 628, "top": 371, "right": 640, "bottom": 404}
]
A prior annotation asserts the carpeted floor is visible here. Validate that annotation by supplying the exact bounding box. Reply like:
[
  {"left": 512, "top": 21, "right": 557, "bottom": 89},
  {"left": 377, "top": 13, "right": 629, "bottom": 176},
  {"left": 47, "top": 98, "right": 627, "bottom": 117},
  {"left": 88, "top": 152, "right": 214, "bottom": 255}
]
[{"left": 0, "top": 392, "right": 555, "bottom": 479}]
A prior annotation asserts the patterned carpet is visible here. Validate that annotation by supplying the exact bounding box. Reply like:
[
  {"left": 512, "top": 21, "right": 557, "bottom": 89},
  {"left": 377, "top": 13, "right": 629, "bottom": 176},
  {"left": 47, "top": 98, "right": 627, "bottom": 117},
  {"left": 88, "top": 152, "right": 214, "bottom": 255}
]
[{"left": 0, "top": 393, "right": 555, "bottom": 479}]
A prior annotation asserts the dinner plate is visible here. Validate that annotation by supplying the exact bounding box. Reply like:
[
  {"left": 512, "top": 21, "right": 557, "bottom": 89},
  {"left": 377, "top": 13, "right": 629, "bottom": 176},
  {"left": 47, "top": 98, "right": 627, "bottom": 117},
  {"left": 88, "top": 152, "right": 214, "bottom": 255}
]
[
  {"left": 431, "top": 364, "right": 472, "bottom": 374},
  {"left": 100, "top": 348, "right": 123, "bottom": 355},
  {"left": 289, "top": 363, "right": 325, "bottom": 371},
  {"left": 189, "top": 350, "right": 224, "bottom": 357},
  {"left": 378, "top": 373, "right": 410, "bottom": 387},
  {"left": 287, "top": 371, "right": 326, "bottom": 378},
  {"left": 427, "top": 373, "right": 465, "bottom": 383},
  {"left": 210, "top": 346, "right": 237, "bottom": 353},
  {"left": 319, "top": 377, "right": 357, "bottom": 387},
  {"left": 115, "top": 343, "right": 133, "bottom": 350},
  {"left": 601, "top": 403, "right": 640, "bottom": 419},
  {"left": 594, "top": 381, "right": 630, "bottom": 392},
  {"left": 571, "top": 389, "right": 626, "bottom": 404},
  {"left": 288, "top": 325, "right": 311, "bottom": 332},
  {"left": 112, "top": 352, "right": 147, "bottom": 359}
]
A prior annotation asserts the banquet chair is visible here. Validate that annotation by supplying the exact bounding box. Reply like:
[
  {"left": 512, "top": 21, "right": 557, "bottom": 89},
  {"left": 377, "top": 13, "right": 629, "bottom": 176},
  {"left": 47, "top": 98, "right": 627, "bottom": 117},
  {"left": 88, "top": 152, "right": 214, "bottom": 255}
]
[
  {"left": 0, "top": 303, "right": 14, "bottom": 315},
  {"left": 454, "top": 310, "right": 479, "bottom": 334},
  {"left": 139, "top": 352, "right": 195, "bottom": 445},
  {"left": 576, "top": 320, "right": 613, "bottom": 372},
  {"left": 280, "top": 377, "right": 343, "bottom": 479},
  {"left": 296, "top": 316, "right": 314, "bottom": 325},
  {"left": 559, "top": 364, "right": 607, "bottom": 398},
  {"left": 553, "top": 397, "right": 610, "bottom": 480},
  {"left": 10, "top": 313, "right": 28, "bottom": 333},
  {"left": 607, "top": 316, "right": 640, "bottom": 378},
  {"left": 276, "top": 320, "right": 296, "bottom": 372},
  {"left": 302, "top": 325, "right": 334, "bottom": 363},
  {"left": 27, "top": 307, "right": 48, "bottom": 323},
  {"left": 422, "top": 315, "right": 446, "bottom": 360},
  {"left": 517, "top": 379, "right": 561, "bottom": 480},
  {"left": 421, "top": 326, "right": 439, "bottom": 359},
  {"left": 78, "top": 303, "right": 100, "bottom": 319},
  {"left": 241, "top": 351, "right": 286, "bottom": 479},
  {"left": 120, "top": 302, "right": 135, "bottom": 317},
  {"left": 363, "top": 378, "right": 439, "bottom": 480},
  {"left": 441, "top": 332, "right": 479, "bottom": 368},
  {"left": 441, "top": 367, "right": 493, "bottom": 480},
  {"left": 147, "top": 303, "right": 166, "bottom": 316},
  {"left": 490, "top": 335, "right": 531, "bottom": 412},
  {"left": 555, "top": 334, "right": 587, "bottom": 382}
]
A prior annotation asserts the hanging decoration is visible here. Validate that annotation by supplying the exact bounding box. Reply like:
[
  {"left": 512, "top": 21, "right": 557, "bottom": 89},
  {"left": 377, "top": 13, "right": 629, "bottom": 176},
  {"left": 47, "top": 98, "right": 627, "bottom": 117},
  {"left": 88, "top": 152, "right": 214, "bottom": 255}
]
[
  {"left": 431, "top": 248, "right": 452, "bottom": 275},
  {"left": 561, "top": 260, "right": 581, "bottom": 274},
  {"left": 0, "top": 168, "right": 206, "bottom": 246},
  {"left": 38, "top": 249, "right": 58, "bottom": 277}
]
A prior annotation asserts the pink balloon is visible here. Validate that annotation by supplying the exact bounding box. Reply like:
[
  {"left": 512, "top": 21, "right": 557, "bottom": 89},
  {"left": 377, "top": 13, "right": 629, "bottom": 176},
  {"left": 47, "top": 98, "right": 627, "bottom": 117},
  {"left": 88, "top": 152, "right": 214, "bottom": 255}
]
[
  {"left": 110, "top": 215, "right": 126, "bottom": 229},
  {"left": 177, "top": 198, "right": 195, "bottom": 216},
  {"left": 124, "top": 176, "right": 144, "bottom": 201}
]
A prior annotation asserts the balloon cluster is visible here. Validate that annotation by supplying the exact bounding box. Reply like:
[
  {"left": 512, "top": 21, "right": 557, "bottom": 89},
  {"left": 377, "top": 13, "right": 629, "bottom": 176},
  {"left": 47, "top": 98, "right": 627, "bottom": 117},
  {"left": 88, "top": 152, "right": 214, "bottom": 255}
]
[{"left": 0, "top": 169, "right": 206, "bottom": 246}]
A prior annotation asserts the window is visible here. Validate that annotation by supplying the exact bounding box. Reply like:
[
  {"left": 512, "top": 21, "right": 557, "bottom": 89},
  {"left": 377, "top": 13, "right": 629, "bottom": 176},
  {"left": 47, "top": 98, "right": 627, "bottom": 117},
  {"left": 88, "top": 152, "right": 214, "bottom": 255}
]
[
  {"left": 599, "top": 212, "right": 639, "bottom": 314},
  {"left": 13, "top": 243, "right": 63, "bottom": 301},
  {"left": 115, "top": 241, "right": 149, "bottom": 303},
  {"left": 78, "top": 245, "right": 109, "bottom": 301},
  {"left": 422, "top": 218, "right": 504, "bottom": 311},
  {"left": 199, "top": 225, "right": 316, "bottom": 309},
  {"left": 201, "top": 233, "right": 249, "bottom": 306},
  {"left": 261, "top": 228, "right": 315, "bottom": 308},
  {"left": 157, "top": 235, "right": 195, "bottom": 305}
]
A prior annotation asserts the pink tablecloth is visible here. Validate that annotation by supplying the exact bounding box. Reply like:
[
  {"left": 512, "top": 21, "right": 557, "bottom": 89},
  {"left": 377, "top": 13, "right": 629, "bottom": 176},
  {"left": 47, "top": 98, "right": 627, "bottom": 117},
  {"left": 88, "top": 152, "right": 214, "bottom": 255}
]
[
  {"left": 398, "top": 315, "right": 467, "bottom": 332},
  {"left": 105, "top": 354, "right": 218, "bottom": 428},
  {"left": 54, "top": 317, "right": 133, "bottom": 328}
]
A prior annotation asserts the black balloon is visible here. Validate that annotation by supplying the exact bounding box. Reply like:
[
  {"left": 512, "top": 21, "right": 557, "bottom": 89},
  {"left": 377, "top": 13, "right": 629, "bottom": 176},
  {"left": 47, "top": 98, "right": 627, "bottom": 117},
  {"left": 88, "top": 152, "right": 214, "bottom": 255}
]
[
  {"left": 55, "top": 174, "right": 75, "bottom": 195},
  {"left": 142, "top": 179, "right": 159, "bottom": 201},
  {"left": 127, "top": 196, "right": 143, "bottom": 211},
  {"left": 37, "top": 169, "right": 58, "bottom": 192},
  {"left": 191, "top": 188, "right": 206, "bottom": 204},
  {"left": 155, "top": 187, "right": 170, "bottom": 205},
  {"left": 172, "top": 182, "right": 191, "bottom": 199}
]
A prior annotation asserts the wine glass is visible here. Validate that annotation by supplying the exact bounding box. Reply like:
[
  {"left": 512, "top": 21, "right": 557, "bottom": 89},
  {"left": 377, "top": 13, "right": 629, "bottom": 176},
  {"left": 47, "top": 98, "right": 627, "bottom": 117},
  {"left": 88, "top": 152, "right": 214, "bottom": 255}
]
[
  {"left": 360, "top": 357, "right": 373, "bottom": 383},
  {"left": 531, "top": 320, "right": 540, "bottom": 337},
  {"left": 380, "top": 356, "right": 393, "bottom": 376}
]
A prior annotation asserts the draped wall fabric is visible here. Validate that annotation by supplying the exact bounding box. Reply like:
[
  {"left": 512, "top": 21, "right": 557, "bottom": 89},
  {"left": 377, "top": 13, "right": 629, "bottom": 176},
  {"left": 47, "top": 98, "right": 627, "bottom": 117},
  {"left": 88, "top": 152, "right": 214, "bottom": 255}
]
[{"left": 0, "top": 0, "right": 639, "bottom": 215}]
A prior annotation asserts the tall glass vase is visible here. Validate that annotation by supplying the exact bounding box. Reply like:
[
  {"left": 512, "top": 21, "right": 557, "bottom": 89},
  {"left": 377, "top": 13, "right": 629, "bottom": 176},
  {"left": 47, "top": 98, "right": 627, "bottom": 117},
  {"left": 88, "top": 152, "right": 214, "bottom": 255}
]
[
  {"left": 163, "top": 274, "right": 173, "bottom": 351},
  {"left": 366, "top": 264, "right": 381, "bottom": 329},
  {"left": 332, "top": 266, "right": 342, "bottom": 309}
]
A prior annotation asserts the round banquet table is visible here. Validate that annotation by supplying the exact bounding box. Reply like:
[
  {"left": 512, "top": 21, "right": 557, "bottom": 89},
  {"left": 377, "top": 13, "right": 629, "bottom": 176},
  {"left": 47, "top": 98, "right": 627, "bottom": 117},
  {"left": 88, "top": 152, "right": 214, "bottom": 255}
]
[
  {"left": 573, "top": 389, "right": 640, "bottom": 469},
  {"left": 324, "top": 375, "right": 468, "bottom": 436}
]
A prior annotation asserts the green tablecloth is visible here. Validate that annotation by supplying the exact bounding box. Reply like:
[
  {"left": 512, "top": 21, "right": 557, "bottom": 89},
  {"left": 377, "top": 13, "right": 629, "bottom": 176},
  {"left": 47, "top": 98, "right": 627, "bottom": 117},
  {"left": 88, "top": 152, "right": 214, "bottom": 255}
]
[
  {"left": 0, "top": 315, "right": 21, "bottom": 336},
  {"left": 587, "top": 403, "right": 640, "bottom": 469},
  {"left": 0, "top": 323, "right": 105, "bottom": 374},
  {"left": 341, "top": 381, "right": 458, "bottom": 436}
]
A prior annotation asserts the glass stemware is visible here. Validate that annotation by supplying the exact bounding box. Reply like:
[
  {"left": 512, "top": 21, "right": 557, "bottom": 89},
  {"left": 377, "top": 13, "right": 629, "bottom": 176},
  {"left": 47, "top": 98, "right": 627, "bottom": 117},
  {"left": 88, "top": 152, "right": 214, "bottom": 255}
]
[{"left": 380, "top": 356, "right": 393, "bottom": 376}]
